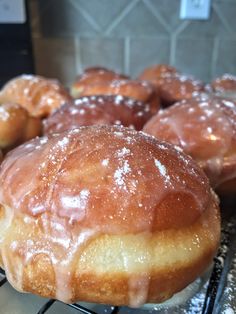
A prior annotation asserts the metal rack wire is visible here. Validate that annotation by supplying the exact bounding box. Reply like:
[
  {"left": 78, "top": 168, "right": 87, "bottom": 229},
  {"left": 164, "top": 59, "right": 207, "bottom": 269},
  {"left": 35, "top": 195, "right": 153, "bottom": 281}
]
[{"left": 0, "top": 215, "right": 235, "bottom": 314}]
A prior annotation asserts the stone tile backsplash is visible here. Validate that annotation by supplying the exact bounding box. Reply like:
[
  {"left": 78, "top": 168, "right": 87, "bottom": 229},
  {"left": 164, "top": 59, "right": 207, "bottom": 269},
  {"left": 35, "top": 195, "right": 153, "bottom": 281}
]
[{"left": 29, "top": 0, "right": 236, "bottom": 86}]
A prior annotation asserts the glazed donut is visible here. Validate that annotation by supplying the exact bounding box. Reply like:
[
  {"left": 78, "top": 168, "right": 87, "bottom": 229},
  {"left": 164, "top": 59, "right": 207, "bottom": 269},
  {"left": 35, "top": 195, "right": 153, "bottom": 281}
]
[
  {"left": 154, "top": 73, "right": 204, "bottom": 108},
  {"left": 0, "top": 103, "right": 41, "bottom": 150},
  {"left": 19, "top": 116, "right": 42, "bottom": 143},
  {"left": 0, "top": 126, "right": 220, "bottom": 307},
  {"left": 138, "top": 64, "right": 178, "bottom": 82},
  {"left": 71, "top": 67, "right": 128, "bottom": 98},
  {"left": 0, "top": 75, "right": 72, "bottom": 118},
  {"left": 210, "top": 74, "right": 236, "bottom": 100},
  {"left": 43, "top": 95, "right": 152, "bottom": 135},
  {"left": 143, "top": 96, "right": 236, "bottom": 192},
  {"left": 77, "top": 79, "right": 160, "bottom": 115}
]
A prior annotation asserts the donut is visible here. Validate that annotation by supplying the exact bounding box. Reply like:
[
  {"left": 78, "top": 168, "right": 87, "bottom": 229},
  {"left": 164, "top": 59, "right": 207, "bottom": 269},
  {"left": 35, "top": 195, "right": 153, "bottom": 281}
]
[
  {"left": 0, "top": 126, "right": 220, "bottom": 307},
  {"left": 143, "top": 96, "right": 236, "bottom": 192},
  {"left": 150, "top": 73, "right": 204, "bottom": 108},
  {"left": 43, "top": 95, "right": 152, "bottom": 135},
  {"left": 210, "top": 74, "right": 236, "bottom": 100},
  {"left": 71, "top": 67, "right": 128, "bottom": 98},
  {"left": 138, "top": 65, "right": 204, "bottom": 108},
  {"left": 76, "top": 79, "right": 160, "bottom": 115},
  {"left": 0, "top": 103, "right": 41, "bottom": 150},
  {"left": 138, "top": 64, "right": 178, "bottom": 82},
  {"left": 0, "top": 75, "right": 72, "bottom": 118}
]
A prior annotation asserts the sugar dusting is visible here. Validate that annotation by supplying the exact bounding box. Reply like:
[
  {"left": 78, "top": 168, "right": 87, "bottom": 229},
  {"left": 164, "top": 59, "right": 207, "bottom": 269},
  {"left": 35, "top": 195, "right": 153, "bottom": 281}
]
[
  {"left": 0, "top": 125, "right": 219, "bottom": 308},
  {"left": 114, "top": 159, "right": 131, "bottom": 189}
]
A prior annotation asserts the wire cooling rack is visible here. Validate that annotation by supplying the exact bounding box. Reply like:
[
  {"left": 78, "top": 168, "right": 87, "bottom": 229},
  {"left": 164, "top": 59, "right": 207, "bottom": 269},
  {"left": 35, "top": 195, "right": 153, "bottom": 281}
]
[{"left": 0, "top": 204, "right": 235, "bottom": 314}]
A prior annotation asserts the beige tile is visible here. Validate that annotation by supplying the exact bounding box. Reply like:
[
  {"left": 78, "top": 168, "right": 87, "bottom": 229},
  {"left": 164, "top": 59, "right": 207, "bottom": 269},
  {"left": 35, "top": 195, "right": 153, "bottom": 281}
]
[
  {"left": 213, "top": 39, "right": 236, "bottom": 78},
  {"left": 175, "top": 38, "right": 214, "bottom": 82},
  {"left": 214, "top": 2, "right": 236, "bottom": 35},
  {"left": 130, "top": 37, "right": 170, "bottom": 77},
  {"left": 33, "top": 38, "right": 76, "bottom": 87},
  {"left": 75, "top": 0, "right": 128, "bottom": 31},
  {"left": 110, "top": 1, "right": 168, "bottom": 36},
  {"left": 179, "top": 7, "right": 230, "bottom": 38},
  {"left": 145, "top": 0, "right": 183, "bottom": 31},
  {"left": 78, "top": 37, "right": 124, "bottom": 74}
]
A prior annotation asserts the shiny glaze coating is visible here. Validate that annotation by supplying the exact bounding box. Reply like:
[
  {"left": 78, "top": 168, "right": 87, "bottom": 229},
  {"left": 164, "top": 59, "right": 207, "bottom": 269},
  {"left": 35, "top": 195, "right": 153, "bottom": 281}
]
[
  {"left": 43, "top": 95, "right": 153, "bottom": 135},
  {"left": 71, "top": 67, "right": 128, "bottom": 98},
  {"left": 0, "top": 102, "right": 41, "bottom": 150},
  {"left": 75, "top": 79, "right": 160, "bottom": 115},
  {"left": 211, "top": 74, "right": 236, "bottom": 92},
  {"left": 0, "top": 75, "right": 72, "bottom": 118},
  {"left": 155, "top": 74, "right": 204, "bottom": 107},
  {"left": 0, "top": 126, "right": 220, "bottom": 306},
  {"left": 143, "top": 96, "right": 236, "bottom": 189},
  {"left": 138, "top": 64, "right": 178, "bottom": 82},
  {"left": 138, "top": 66, "right": 205, "bottom": 108}
]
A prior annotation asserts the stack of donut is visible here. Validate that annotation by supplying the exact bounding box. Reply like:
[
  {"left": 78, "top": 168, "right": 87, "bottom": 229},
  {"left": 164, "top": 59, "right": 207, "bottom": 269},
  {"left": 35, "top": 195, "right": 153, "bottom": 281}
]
[
  {"left": 2, "top": 63, "right": 236, "bottom": 308},
  {"left": 71, "top": 67, "right": 160, "bottom": 115}
]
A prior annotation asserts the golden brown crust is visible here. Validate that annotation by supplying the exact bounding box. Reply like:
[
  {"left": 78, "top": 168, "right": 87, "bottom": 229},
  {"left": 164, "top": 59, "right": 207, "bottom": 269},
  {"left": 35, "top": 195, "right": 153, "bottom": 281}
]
[
  {"left": 211, "top": 74, "right": 236, "bottom": 93},
  {"left": 71, "top": 67, "right": 129, "bottom": 98},
  {"left": 43, "top": 95, "right": 153, "bottom": 135},
  {"left": 0, "top": 75, "right": 72, "bottom": 118},
  {"left": 0, "top": 103, "right": 41, "bottom": 150},
  {"left": 138, "top": 64, "right": 178, "bottom": 82},
  {"left": 0, "top": 126, "right": 220, "bottom": 306},
  {"left": 20, "top": 116, "right": 42, "bottom": 143},
  {"left": 139, "top": 66, "right": 205, "bottom": 108},
  {"left": 143, "top": 96, "right": 236, "bottom": 190},
  {"left": 155, "top": 74, "right": 205, "bottom": 107},
  {"left": 74, "top": 79, "right": 160, "bottom": 115},
  {"left": 0, "top": 126, "right": 212, "bottom": 229}
]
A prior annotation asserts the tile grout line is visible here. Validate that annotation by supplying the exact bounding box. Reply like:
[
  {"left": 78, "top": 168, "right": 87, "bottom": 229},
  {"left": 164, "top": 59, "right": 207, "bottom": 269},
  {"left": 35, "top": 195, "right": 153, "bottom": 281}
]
[
  {"left": 124, "top": 37, "right": 130, "bottom": 75},
  {"left": 143, "top": 0, "right": 171, "bottom": 33},
  {"left": 75, "top": 37, "right": 83, "bottom": 75},
  {"left": 211, "top": 37, "right": 220, "bottom": 80},
  {"left": 69, "top": 0, "right": 101, "bottom": 33},
  {"left": 105, "top": 0, "right": 139, "bottom": 36},
  {"left": 169, "top": 34, "right": 176, "bottom": 66},
  {"left": 213, "top": 2, "right": 235, "bottom": 38},
  {"left": 169, "top": 20, "right": 190, "bottom": 66}
]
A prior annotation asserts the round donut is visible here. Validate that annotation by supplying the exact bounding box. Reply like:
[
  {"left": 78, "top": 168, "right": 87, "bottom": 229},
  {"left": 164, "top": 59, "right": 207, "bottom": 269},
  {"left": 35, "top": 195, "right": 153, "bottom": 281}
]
[
  {"left": 0, "top": 126, "right": 220, "bottom": 307},
  {"left": 71, "top": 67, "right": 128, "bottom": 98},
  {"left": 43, "top": 95, "right": 152, "bottom": 135},
  {"left": 76, "top": 79, "right": 160, "bottom": 115},
  {"left": 138, "top": 64, "right": 178, "bottom": 82},
  {"left": 156, "top": 74, "right": 205, "bottom": 108},
  {"left": 210, "top": 74, "right": 236, "bottom": 100},
  {"left": 0, "top": 103, "right": 41, "bottom": 150},
  {"left": 0, "top": 75, "right": 72, "bottom": 118},
  {"left": 143, "top": 96, "right": 236, "bottom": 192}
]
